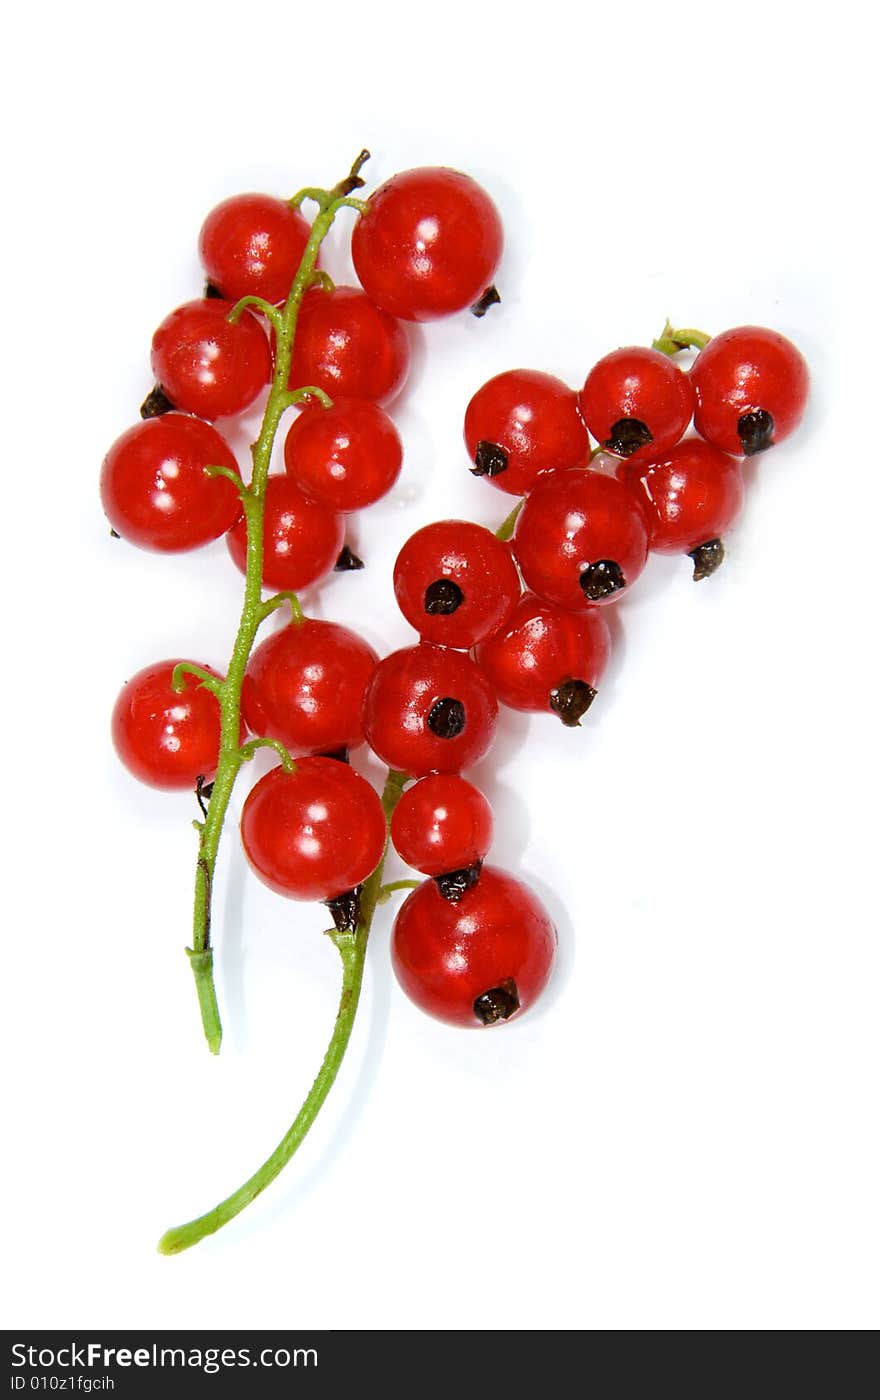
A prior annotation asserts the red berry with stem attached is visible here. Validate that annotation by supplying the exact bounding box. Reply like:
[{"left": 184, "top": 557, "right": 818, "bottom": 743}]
[
  {"left": 288, "top": 285, "right": 410, "bottom": 404},
  {"left": 226, "top": 475, "right": 344, "bottom": 592},
  {"left": 111, "top": 660, "right": 228, "bottom": 790},
  {"left": 390, "top": 775, "right": 494, "bottom": 877},
  {"left": 242, "top": 618, "right": 378, "bottom": 754},
  {"left": 283, "top": 398, "right": 402, "bottom": 512},
  {"left": 690, "top": 325, "right": 809, "bottom": 456},
  {"left": 363, "top": 643, "right": 498, "bottom": 777},
  {"left": 240, "top": 757, "right": 386, "bottom": 902},
  {"left": 351, "top": 167, "right": 503, "bottom": 322},
  {"left": 476, "top": 592, "right": 612, "bottom": 726},
  {"left": 464, "top": 368, "right": 590, "bottom": 496},
  {"left": 513, "top": 468, "right": 649, "bottom": 609},
  {"left": 579, "top": 346, "right": 694, "bottom": 461},
  {"left": 391, "top": 867, "right": 556, "bottom": 1027},
  {"left": 150, "top": 298, "right": 272, "bottom": 420},
  {"left": 393, "top": 520, "right": 521, "bottom": 649},
  {"left": 100, "top": 414, "right": 242, "bottom": 552},
  {"left": 198, "top": 193, "right": 312, "bottom": 305},
  {"left": 620, "top": 437, "right": 744, "bottom": 578}
]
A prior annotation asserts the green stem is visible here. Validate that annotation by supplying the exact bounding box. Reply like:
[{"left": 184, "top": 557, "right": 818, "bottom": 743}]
[
  {"left": 159, "top": 769, "right": 408, "bottom": 1254},
  {"left": 186, "top": 159, "right": 370, "bottom": 1054},
  {"left": 652, "top": 320, "right": 712, "bottom": 357},
  {"left": 495, "top": 498, "right": 524, "bottom": 541}
]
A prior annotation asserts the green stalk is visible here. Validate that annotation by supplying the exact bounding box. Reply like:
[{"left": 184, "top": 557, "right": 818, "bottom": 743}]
[
  {"left": 159, "top": 768, "right": 408, "bottom": 1254},
  {"left": 181, "top": 156, "right": 371, "bottom": 1054}
]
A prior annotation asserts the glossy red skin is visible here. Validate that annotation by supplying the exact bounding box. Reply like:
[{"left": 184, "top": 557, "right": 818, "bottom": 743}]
[
  {"left": 391, "top": 867, "right": 556, "bottom": 1027},
  {"left": 111, "top": 659, "right": 228, "bottom": 790},
  {"left": 151, "top": 298, "right": 271, "bottom": 420},
  {"left": 242, "top": 619, "right": 378, "bottom": 753},
  {"left": 100, "top": 414, "right": 242, "bottom": 552},
  {"left": 476, "top": 592, "right": 611, "bottom": 714},
  {"left": 690, "top": 326, "right": 809, "bottom": 455},
  {"left": 393, "top": 520, "right": 521, "bottom": 648},
  {"left": 620, "top": 438, "right": 745, "bottom": 553},
  {"left": 198, "top": 193, "right": 312, "bottom": 305},
  {"left": 363, "top": 643, "right": 499, "bottom": 777},
  {"left": 464, "top": 369, "right": 590, "bottom": 496},
  {"left": 240, "top": 758, "right": 386, "bottom": 901},
  {"left": 579, "top": 347, "right": 694, "bottom": 462},
  {"left": 390, "top": 775, "right": 494, "bottom": 876},
  {"left": 288, "top": 286, "right": 410, "bottom": 404},
  {"left": 351, "top": 167, "right": 503, "bottom": 322},
  {"left": 283, "top": 398, "right": 403, "bottom": 511},
  {"left": 513, "top": 468, "right": 649, "bottom": 609},
  {"left": 226, "top": 475, "right": 344, "bottom": 591}
]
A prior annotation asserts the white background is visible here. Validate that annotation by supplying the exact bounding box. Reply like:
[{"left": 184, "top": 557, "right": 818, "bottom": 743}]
[{"left": 3, "top": 0, "right": 876, "bottom": 1332}]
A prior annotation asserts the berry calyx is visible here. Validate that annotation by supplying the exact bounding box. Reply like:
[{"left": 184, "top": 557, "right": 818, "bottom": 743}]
[
  {"left": 225, "top": 475, "right": 344, "bottom": 591},
  {"left": 288, "top": 285, "right": 410, "bottom": 404},
  {"left": 393, "top": 520, "right": 521, "bottom": 648},
  {"left": 283, "top": 398, "right": 403, "bottom": 511},
  {"left": 111, "top": 660, "right": 228, "bottom": 790},
  {"left": 242, "top": 618, "right": 379, "bottom": 753},
  {"left": 620, "top": 437, "right": 744, "bottom": 569},
  {"left": 391, "top": 775, "right": 494, "bottom": 877},
  {"left": 476, "top": 592, "right": 611, "bottom": 724},
  {"left": 391, "top": 867, "right": 556, "bottom": 1027},
  {"left": 198, "top": 193, "right": 313, "bottom": 305},
  {"left": 464, "top": 369, "right": 590, "bottom": 496},
  {"left": 240, "top": 757, "right": 387, "bottom": 902},
  {"left": 362, "top": 643, "right": 499, "bottom": 776},
  {"left": 513, "top": 468, "right": 649, "bottom": 609},
  {"left": 351, "top": 167, "right": 503, "bottom": 322},
  {"left": 100, "top": 415, "right": 242, "bottom": 552},
  {"left": 150, "top": 298, "right": 272, "bottom": 420},
  {"left": 690, "top": 326, "right": 809, "bottom": 456},
  {"left": 579, "top": 346, "right": 695, "bottom": 462}
]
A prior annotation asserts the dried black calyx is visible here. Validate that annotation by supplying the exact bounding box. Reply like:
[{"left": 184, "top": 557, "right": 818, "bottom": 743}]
[
  {"left": 474, "top": 977, "right": 520, "bottom": 1026},
  {"left": 471, "top": 440, "right": 509, "bottom": 478},
  {"left": 195, "top": 775, "right": 214, "bottom": 818},
  {"left": 140, "top": 385, "right": 175, "bottom": 419},
  {"left": 579, "top": 559, "right": 626, "bottom": 601},
  {"left": 324, "top": 887, "right": 362, "bottom": 933},
  {"left": 737, "top": 409, "right": 774, "bottom": 455},
  {"left": 471, "top": 285, "right": 501, "bottom": 318},
  {"left": 424, "top": 578, "right": 464, "bottom": 615},
  {"left": 109, "top": 527, "right": 120, "bottom": 539},
  {"left": 549, "top": 678, "right": 597, "bottom": 727},
  {"left": 334, "top": 545, "right": 364, "bottom": 571},
  {"left": 318, "top": 747, "right": 350, "bottom": 763},
  {"left": 603, "top": 417, "right": 653, "bottom": 457},
  {"left": 688, "top": 538, "right": 725, "bottom": 581},
  {"left": 427, "top": 697, "right": 466, "bottom": 739},
  {"left": 204, "top": 282, "right": 225, "bottom": 300},
  {"left": 434, "top": 861, "right": 482, "bottom": 903}
]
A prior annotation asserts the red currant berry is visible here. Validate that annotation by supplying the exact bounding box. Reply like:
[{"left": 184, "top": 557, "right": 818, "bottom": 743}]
[
  {"left": 240, "top": 757, "right": 386, "bottom": 902},
  {"left": 198, "top": 193, "right": 312, "bottom": 305},
  {"left": 579, "top": 347, "right": 694, "bottom": 461},
  {"left": 390, "top": 775, "right": 493, "bottom": 877},
  {"left": 690, "top": 325, "right": 810, "bottom": 456},
  {"left": 111, "top": 660, "right": 228, "bottom": 790},
  {"left": 513, "top": 468, "right": 649, "bottom": 608},
  {"left": 288, "top": 286, "right": 410, "bottom": 404},
  {"left": 393, "top": 520, "right": 521, "bottom": 649},
  {"left": 363, "top": 644, "right": 499, "bottom": 777},
  {"left": 100, "top": 414, "right": 242, "bottom": 552},
  {"left": 226, "top": 475, "right": 344, "bottom": 592},
  {"left": 464, "top": 369, "right": 590, "bottom": 496},
  {"left": 476, "top": 592, "right": 611, "bottom": 726},
  {"left": 150, "top": 298, "right": 272, "bottom": 420},
  {"left": 241, "top": 618, "right": 378, "bottom": 754},
  {"left": 283, "top": 398, "right": 402, "bottom": 512},
  {"left": 351, "top": 167, "right": 503, "bottom": 322},
  {"left": 621, "top": 438, "right": 744, "bottom": 578},
  {"left": 391, "top": 867, "right": 556, "bottom": 1027}
]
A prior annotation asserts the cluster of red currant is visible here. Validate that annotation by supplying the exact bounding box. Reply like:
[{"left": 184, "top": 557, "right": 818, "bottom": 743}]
[{"left": 101, "top": 153, "right": 809, "bottom": 1252}]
